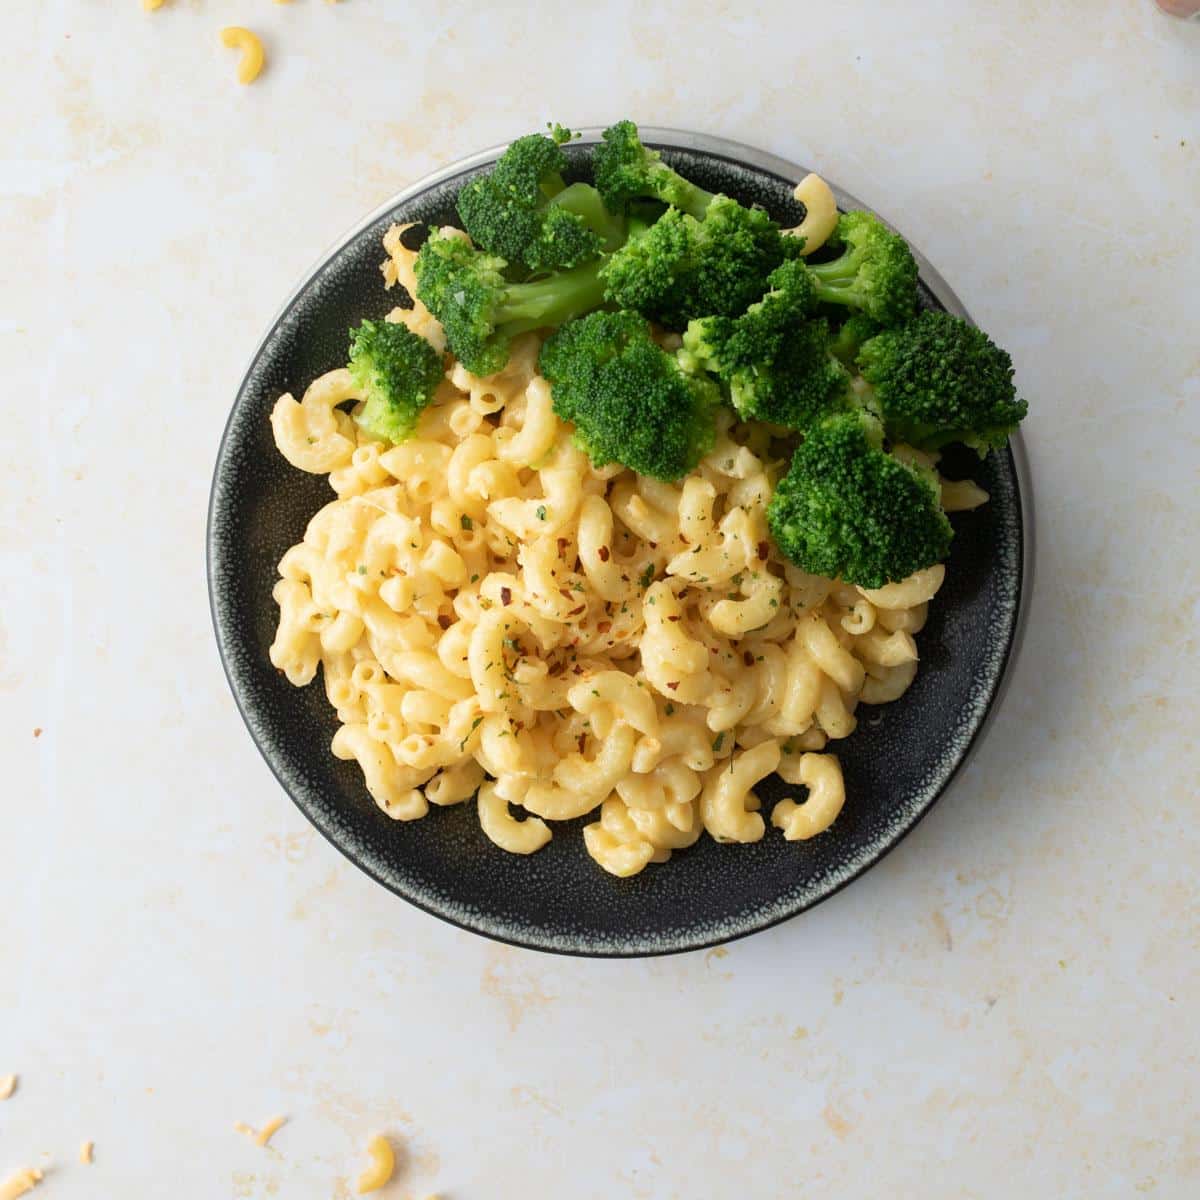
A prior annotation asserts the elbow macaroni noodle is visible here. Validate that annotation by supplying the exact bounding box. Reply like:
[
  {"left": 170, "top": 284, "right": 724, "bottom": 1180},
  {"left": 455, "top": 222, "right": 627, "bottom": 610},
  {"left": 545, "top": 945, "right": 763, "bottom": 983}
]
[
  {"left": 219, "top": 27, "right": 266, "bottom": 85},
  {"left": 787, "top": 173, "right": 839, "bottom": 255},
  {"left": 266, "top": 222, "right": 965, "bottom": 877}
]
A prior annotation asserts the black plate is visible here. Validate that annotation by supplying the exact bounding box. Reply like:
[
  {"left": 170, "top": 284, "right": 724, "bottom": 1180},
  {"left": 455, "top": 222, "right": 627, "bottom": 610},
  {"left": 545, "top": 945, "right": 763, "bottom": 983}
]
[{"left": 207, "top": 129, "right": 1029, "bottom": 957}]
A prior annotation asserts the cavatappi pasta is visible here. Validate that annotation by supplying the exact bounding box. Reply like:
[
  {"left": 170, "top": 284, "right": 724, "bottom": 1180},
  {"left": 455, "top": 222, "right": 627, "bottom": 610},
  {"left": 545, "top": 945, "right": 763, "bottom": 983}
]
[{"left": 267, "top": 224, "right": 976, "bottom": 878}]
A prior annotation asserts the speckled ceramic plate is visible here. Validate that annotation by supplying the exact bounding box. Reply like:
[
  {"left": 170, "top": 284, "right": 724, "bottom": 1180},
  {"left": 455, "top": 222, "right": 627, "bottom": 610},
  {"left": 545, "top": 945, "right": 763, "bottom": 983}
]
[{"left": 207, "top": 129, "right": 1030, "bottom": 958}]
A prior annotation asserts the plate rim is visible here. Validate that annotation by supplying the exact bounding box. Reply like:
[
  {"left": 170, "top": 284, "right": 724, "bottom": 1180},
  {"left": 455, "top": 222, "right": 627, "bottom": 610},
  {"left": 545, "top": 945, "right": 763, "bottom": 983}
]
[{"left": 206, "top": 127, "right": 1034, "bottom": 958}]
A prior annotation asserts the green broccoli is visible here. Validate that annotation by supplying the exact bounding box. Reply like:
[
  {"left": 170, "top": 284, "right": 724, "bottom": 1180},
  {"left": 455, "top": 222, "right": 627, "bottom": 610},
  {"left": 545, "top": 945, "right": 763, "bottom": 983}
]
[
  {"left": 593, "top": 120, "right": 716, "bottom": 219},
  {"left": 545, "top": 181, "right": 627, "bottom": 253},
  {"left": 856, "top": 309, "right": 1028, "bottom": 454},
  {"left": 347, "top": 319, "right": 444, "bottom": 444},
  {"left": 602, "top": 196, "right": 802, "bottom": 329},
  {"left": 539, "top": 310, "right": 720, "bottom": 481},
  {"left": 414, "top": 229, "right": 606, "bottom": 376},
  {"left": 456, "top": 128, "right": 620, "bottom": 273},
  {"left": 805, "top": 211, "right": 918, "bottom": 326},
  {"left": 684, "top": 261, "right": 850, "bottom": 432},
  {"left": 767, "top": 411, "right": 952, "bottom": 588},
  {"left": 828, "top": 313, "right": 882, "bottom": 365}
]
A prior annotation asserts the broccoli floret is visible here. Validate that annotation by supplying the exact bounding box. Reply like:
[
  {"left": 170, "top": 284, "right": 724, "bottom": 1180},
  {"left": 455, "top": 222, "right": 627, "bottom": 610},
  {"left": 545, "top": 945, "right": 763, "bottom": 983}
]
[
  {"left": 603, "top": 196, "right": 801, "bottom": 329},
  {"left": 828, "top": 313, "right": 882, "bottom": 365},
  {"left": 546, "top": 181, "right": 627, "bottom": 253},
  {"left": 456, "top": 129, "right": 614, "bottom": 272},
  {"left": 856, "top": 310, "right": 1028, "bottom": 454},
  {"left": 539, "top": 311, "right": 719, "bottom": 481},
  {"left": 593, "top": 120, "right": 716, "bottom": 219},
  {"left": 347, "top": 319, "right": 444, "bottom": 444},
  {"left": 684, "top": 261, "right": 849, "bottom": 432},
  {"left": 414, "top": 229, "right": 606, "bottom": 376},
  {"left": 805, "top": 211, "right": 918, "bottom": 326},
  {"left": 767, "top": 411, "right": 952, "bottom": 589}
]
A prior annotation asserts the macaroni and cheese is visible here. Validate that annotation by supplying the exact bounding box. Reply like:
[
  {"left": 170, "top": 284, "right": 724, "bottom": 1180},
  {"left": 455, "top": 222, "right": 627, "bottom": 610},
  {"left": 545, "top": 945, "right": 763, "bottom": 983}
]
[{"left": 267, "top": 224, "right": 972, "bottom": 877}]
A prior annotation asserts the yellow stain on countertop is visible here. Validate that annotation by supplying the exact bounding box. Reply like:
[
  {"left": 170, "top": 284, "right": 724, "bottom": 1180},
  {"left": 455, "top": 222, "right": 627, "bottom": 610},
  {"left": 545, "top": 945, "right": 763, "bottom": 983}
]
[
  {"left": 822, "top": 1102, "right": 853, "bottom": 1141},
  {"left": 930, "top": 909, "right": 953, "bottom": 950},
  {"left": 511, "top": 1083, "right": 563, "bottom": 1116},
  {"left": 480, "top": 946, "right": 557, "bottom": 1033},
  {"left": 263, "top": 829, "right": 314, "bottom": 863}
]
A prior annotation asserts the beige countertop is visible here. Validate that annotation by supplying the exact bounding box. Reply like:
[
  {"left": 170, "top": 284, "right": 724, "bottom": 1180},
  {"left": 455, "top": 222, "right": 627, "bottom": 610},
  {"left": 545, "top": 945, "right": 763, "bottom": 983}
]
[{"left": 2, "top": 2, "right": 1197, "bottom": 1196}]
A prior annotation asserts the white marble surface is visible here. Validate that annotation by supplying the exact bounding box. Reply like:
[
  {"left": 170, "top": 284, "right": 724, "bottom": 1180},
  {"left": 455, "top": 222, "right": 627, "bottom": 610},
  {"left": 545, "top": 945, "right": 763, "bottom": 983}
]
[{"left": 3, "top": 2, "right": 1198, "bottom": 1196}]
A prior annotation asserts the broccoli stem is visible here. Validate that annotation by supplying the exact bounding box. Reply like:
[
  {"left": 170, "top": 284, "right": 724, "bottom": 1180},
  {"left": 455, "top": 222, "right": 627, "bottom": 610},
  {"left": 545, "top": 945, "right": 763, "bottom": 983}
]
[
  {"left": 806, "top": 255, "right": 855, "bottom": 287},
  {"left": 538, "top": 171, "right": 567, "bottom": 200},
  {"left": 498, "top": 259, "right": 608, "bottom": 335},
  {"left": 806, "top": 249, "right": 863, "bottom": 308},
  {"left": 549, "top": 184, "right": 627, "bottom": 251},
  {"left": 664, "top": 178, "right": 716, "bottom": 221},
  {"left": 625, "top": 212, "right": 654, "bottom": 239}
]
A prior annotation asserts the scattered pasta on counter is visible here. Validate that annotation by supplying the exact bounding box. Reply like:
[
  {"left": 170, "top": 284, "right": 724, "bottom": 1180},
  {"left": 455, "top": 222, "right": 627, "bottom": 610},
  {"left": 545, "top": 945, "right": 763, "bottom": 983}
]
[
  {"left": 219, "top": 27, "right": 266, "bottom": 85},
  {"left": 79, "top": 1142, "right": 94, "bottom": 1165},
  {"left": 235, "top": 1115, "right": 288, "bottom": 1148},
  {"left": 0, "top": 1170, "right": 43, "bottom": 1200},
  {"left": 356, "top": 1134, "right": 396, "bottom": 1194},
  {"left": 0, "top": 1074, "right": 16, "bottom": 1100}
]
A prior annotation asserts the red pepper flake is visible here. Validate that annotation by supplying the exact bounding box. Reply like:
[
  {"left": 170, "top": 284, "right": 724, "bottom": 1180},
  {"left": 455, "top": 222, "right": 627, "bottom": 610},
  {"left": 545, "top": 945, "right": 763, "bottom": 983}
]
[
  {"left": 437, "top": 614, "right": 452, "bottom": 630},
  {"left": 500, "top": 587, "right": 513, "bottom": 606},
  {"left": 667, "top": 615, "right": 681, "bottom": 622},
  {"left": 557, "top": 537, "right": 569, "bottom": 555},
  {"left": 568, "top": 605, "right": 586, "bottom": 616},
  {"left": 649, "top": 541, "right": 658, "bottom": 549},
  {"left": 597, "top": 545, "right": 610, "bottom": 562},
  {"left": 559, "top": 586, "right": 575, "bottom": 600},
  {"left": 679, "top": 534, "right": 690, "bottom": 545},
  {"left": 572, "top": 664, "right": 584, "bottom": 675},
  {"left": 757, "top": 541, "right": 769, "bottom": 561},
  {"left": 620, "top": 573, "right": 630, "bottom": 583},
  {"left": 577, "top": 733, "right": 587, "bottom": 754},
  {"left": 743, "top": 650, "right": 755, "bottom": 667},
  {"left": 596, "top": 621, "right": 612, "bottom": 634},
  {"left": 666, "top": 681, "right": 680, "bottom": 691}
]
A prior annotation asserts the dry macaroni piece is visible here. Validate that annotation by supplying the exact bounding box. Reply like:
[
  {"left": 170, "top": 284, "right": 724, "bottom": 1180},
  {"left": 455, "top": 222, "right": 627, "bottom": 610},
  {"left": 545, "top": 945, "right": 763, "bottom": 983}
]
[
  {"left": 357, "top": 1134, "right": 396, "bottom": 1194},
  {"left": 80, "top": 1141, "right": 95, "bottom": 1164},
  {"left": 235, "top": 1115, "right": 287, "bottom": 1147},
  {"left": 0, "top": 1074, "right": 15, "bottom": 1100},
  {"left": 267, "top": 224, "right": 960, "bottom": 877},
  {"left": 219, "top": 27, "right": 265, "bottom": 85},
  {"left": 0, "top": 1170, "right": 42, "bottom": 1200}
]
